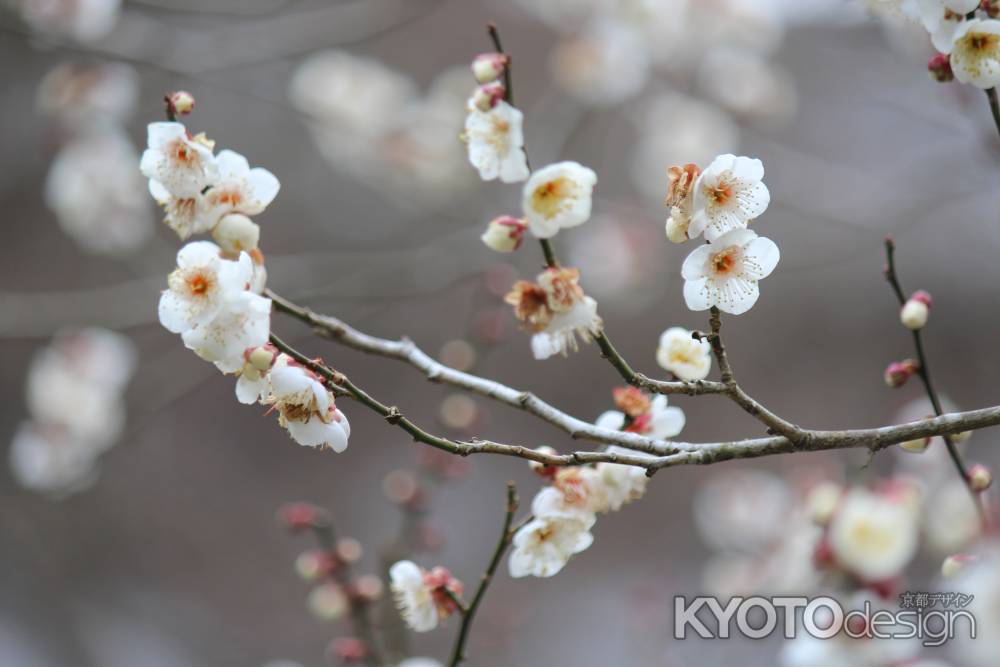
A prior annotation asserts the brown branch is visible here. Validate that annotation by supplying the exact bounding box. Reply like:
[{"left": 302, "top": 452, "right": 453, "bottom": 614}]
[
  {"left": 882, "top": 237, "right": 987, "bottom": 527},
  {"left": 447, "top": 482, "right": 518, "bottom": 666}
]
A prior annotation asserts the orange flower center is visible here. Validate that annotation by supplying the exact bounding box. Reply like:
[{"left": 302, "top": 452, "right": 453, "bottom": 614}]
[
  {"left": 969, "top": 31, "right": 1000, "bottom": 52},
  {"left": 187, "top": 272, "right": 211, "bottom": 295},
  {"left": 710, "top": 246, "right": 741, "bottom": 276},
  {"left": 531, "top": 177, "right": 572, "bottom": 219},
  {"left": 710, "top": 183, "right": 734, "bottom": 206}
]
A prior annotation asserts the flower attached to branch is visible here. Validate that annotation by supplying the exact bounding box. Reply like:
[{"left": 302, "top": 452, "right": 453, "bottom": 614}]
[
  {"left": 656, "top": 326, "right": 712, "bottom": 381},
  {"left": 158, "top": 241, "right": 254, "bottom": 333},
  {"left": 481, "top": 215, "right": 527, "bottom": 252},
  {"left": 506, "top": 267, "right": 603, "bottom": 359},
  {"left": 389, "top": 560, "right": 463, "bottom": 632},
  {"left": 915, "top": 0, "right": 980, "bottom": 53},
  {"left": 140, "top": 122, "right": 218, "bottom": 198},
  {"left": 664, "top": 163, "right": 701, "bottom": 243},
  {"left": 949, "top": 18, "right": 1000, "bottom": 88},
  {"left": 464, "top": 100, "right": 530, "bottom": 183},
  {"left": 202, "top": 149, "right": 280, "bottom": 227},
  {"left": 521, "top": 161, "right": 597, "bottom": 239},
  {"left": 884, "top": 358, "right": 920, "bottom": 388},
  {"left": 180, "top": 290, "right": 272, "bottom": 372},
  {"left": 595, "top": 393, "right": 685, "bottom": 440},
  {"left": 265, "top": 357, "right": 351, "bottom": 452},
  {"left": 688, "top": 154, "right": 770, "bottom": 242},
  {"left": 900, "top": 289, "right": 932, "bottom": 330},
  {"left": 681, "top": 228, "right": 780, "bottom": 315},
  {"left": 471, "top": 52, "right": 509, "bottom": 84},
  {"left": 235, "top": 344, "right": 279, "bottom": 404},
  {"left": 508, "top": 487, "right": 596, "bottom": 578}
]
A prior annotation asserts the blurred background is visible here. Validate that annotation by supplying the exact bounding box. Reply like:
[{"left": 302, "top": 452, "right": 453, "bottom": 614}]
[{"left": 2, "top": 0, "right": 1000, "bottom": 665}]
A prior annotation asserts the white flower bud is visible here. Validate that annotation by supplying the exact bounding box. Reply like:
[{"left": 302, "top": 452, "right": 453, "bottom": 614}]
[
  {"left": 248, "top": 345, "right": 277, "bottom": 372},
  {"left": 471, "top": 52, "right": 508, "bottom": 84},
  {"left": 900, "top": 299, "right": 929, "bottom": 330},
  {"left": 805, "top": 482, "right": 842, "bottom": 525},
  {"left": 481, "top": 216, "right": 526, "bottom": 252},
  {"left": 307, "top": 582, "right": 348, "bottom": 621},
  {"left": 212, "top": 213, "right": 260, "bottom": 256},
  {"left": 969, "top": 464, "right": 993, "bottom": 492},
  {"left": 471, "top": 82, "right": 505, "bottom": 111},
  {"left": 665, "top": 210, "right": 689, "bottom": 244}
]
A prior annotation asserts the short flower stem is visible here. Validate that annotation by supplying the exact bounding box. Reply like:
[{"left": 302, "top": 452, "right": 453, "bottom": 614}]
[
  {"left": 487, "top": 23, "right": 514, "bottom": 106},
  {"left": 447, "top": 482, "right": 519, "bottom": 667},
  {"left": 539, "top": 238, "right": 559, "bottom": 268},
  {"left": 882, "top": 238, "right": 988, "bottom": 528},
  {"left": 986, "top": 88, "right": 1000, "bottom": 139}
]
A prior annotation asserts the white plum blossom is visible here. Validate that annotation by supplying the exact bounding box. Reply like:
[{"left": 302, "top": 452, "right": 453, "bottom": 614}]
[
  {"left": 508, "top": 487, "right": 596, "bottom": 578},
  {"left": 681, "top": 228, "right": 779, "bottom": 315},
  {"left": 688, "top": 154, "right": 770, "bottom": 241},
  {"left": 949, "top": 19, "right": 1000, "bottom": 89},
  {"left": 180, "top": 291, "right": 272, "bottom": 372},
  {"left": 827, "top": 487, "right": 920, "bottom": 582},
  {"left": 464, "top": 100, "right": 529, "bottom": 183},
  {"left": 656, "top": 327, "right": 712, "bottom": 381},
  {"left": 915, "top": 0, "right": 980, "bottom": 52},
  {"left": 389, "top": 560, "right": 438, "bottom": 632},
  {"left": 265, "top": 359, "right": 351, "bottom": 452},
  {"left": 521, "top": 161, "right": 597, "bottom": 238},
  {"left": 694, "top": 470, "right": 792, "bottom": 553},
  {"left": 202, "top": 150, "right": 280, "bottom": 226},
  {"left": 595, "top": 395, "right": 685, "bottom": 440},
  {"left": 140, "top": 122, "right": 218, "bottom": 198},
  {"left": 593, "top": 446, "right": 651, "bottom": 512},
  {"left": 148, "top": 179, "right": 212, "bottom": 239},
  {"left": 44, "top": 126, "right": 152, "bottom": 255},
  {"left": 158, "top": 242, "right": 254, "bottom": 334},
  {"left": 531, "top": 295, "right": 603, "bottom": 360}
]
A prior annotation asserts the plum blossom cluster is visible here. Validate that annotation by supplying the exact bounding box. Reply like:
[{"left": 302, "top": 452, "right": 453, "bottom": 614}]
[
  {"left": 506, "top": 387, "right": 677, "bottom": 578},
  {"left": 144, "top": 112, "right": 351, "bottom": 453},
  {"left": 504, "top": 266, "right": 603, "bottom": 360},
  {"left": 463, "top": 51, "right": 529, "bottom": 183},
  {"left": 664, "top": 154, "right": 780, "bottom": 315},
  {"left": 9, "top": 328, "right": 136, "bottom": 496},
  {"left": 39, "top": 62, "right": 153, "bottom": 255},
  {"left": 910, "top": 1, "right": 1000, "bottom": 89}
]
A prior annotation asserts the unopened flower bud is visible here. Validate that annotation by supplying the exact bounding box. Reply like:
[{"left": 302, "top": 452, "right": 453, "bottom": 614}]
[
  {"left": 350, "top": 574, "right": 384, "bottom": 603},
  {"left": 481, "top": 216, "right": 527, "bottom": 252},
  {"left": 884, "top": 359, "right": 919, "bottom": 388},
  {"left": 167, "top": 90, "right": 195, "bottom": 116},
  {"left": 899, "top": 436, "right": 931, "bottom": 453},
  {"left": 307, "top": 582, "right": 348, "bottom": 621},
  {"left": 246, "top": 344, "right": 278, "bottom": 373},
  {"left": 278, "top": 502, "right": 326, "bottom": 531},
  {"left": 529, "top": 446, "right": 559, "bottom": 477},
  {"left": 471, "top": 52, "right": 509, "bottom": 84},
  {"left": 213, "top": 213, "right": 261, "bottom": 256},
  {"left": 295, "top": 549, "right": 337, "bottom": 581},
  {"left": 969, "top": 464, "right": 993, "bottom": 491},
  {"left": 665, "top": 212, "right": 690, "bottom": 243},
  {"left": 983, "top": 0, "right": 1000, "bottom": 19},
  {"left": 612, "top": 386, "right": 651, "bottom": 418},
  {"left": 942, "top": 553, "right": 977, "bottom": 578},
  {"left": 471, "top": 82, "right": 505, "bottom": 111},
  {"left": 900, "top": 299, "right": 929, "bottom": 330},
  {"left": 805, "top": 482, "right": 842, "bottom": 525},
  {"left": 336, "top": 537, "right": 363, "bottom": 564},
  {"left": 928, "top": 53, "right": 954, "bottom": 82},
  {"left": 327, "top": 637, "right": 368, "bottom": 663}
]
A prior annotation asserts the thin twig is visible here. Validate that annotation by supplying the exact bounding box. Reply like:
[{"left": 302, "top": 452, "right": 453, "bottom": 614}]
[
  {"left": 986, "top": 88, "right": 1000, "bottom": 139},
  {"left": 882, "top": 237, "right": 988, "bottom": 527},
  {"left": 447, "top": 482, "right": 518, "bottom": 666}
]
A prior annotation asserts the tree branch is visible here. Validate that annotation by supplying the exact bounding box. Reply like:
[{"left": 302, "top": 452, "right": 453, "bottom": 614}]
[{"left": 447, "top": 482, "right": 518, "bottom": 666}]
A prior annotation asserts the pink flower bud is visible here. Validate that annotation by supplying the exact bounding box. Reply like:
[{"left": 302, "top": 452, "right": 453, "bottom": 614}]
[
  {"left": 481, "top": 215, "right": 527, "bottom": 252},
  {"left": 910, "top": 290, "right": 933, "bottom": 307},
  {"left": 166, "top": 90, "right": 195, "bottom": 116},
  {"left": 327, "top": 637, "right": 368, "bottom": 663},
  {"left": 471, "top": 52, "right": 509, "bottom": 84},
  {"left": 928, "top": 53, "right": 954, "bottom": 82},
  {"left": 969, "top": 464, "right": 993, "bottom": 491},
  {"left": 350, "top": 574, "right": 384, "bottom": 603},
  {"left": 336, "top": 537, "right": 363, "bottom": 564},
  {"left": 471, "top": 82, "right": 505, "bottom": 111},
  {"left": 278, "top": 502, "right": 325, "bottom": 531},
  {"left": 884, "top": 359, "right": 919, "bottom": 388},
  {"left": 425, "top": 566, "right": 464, "bottom": 618}
]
